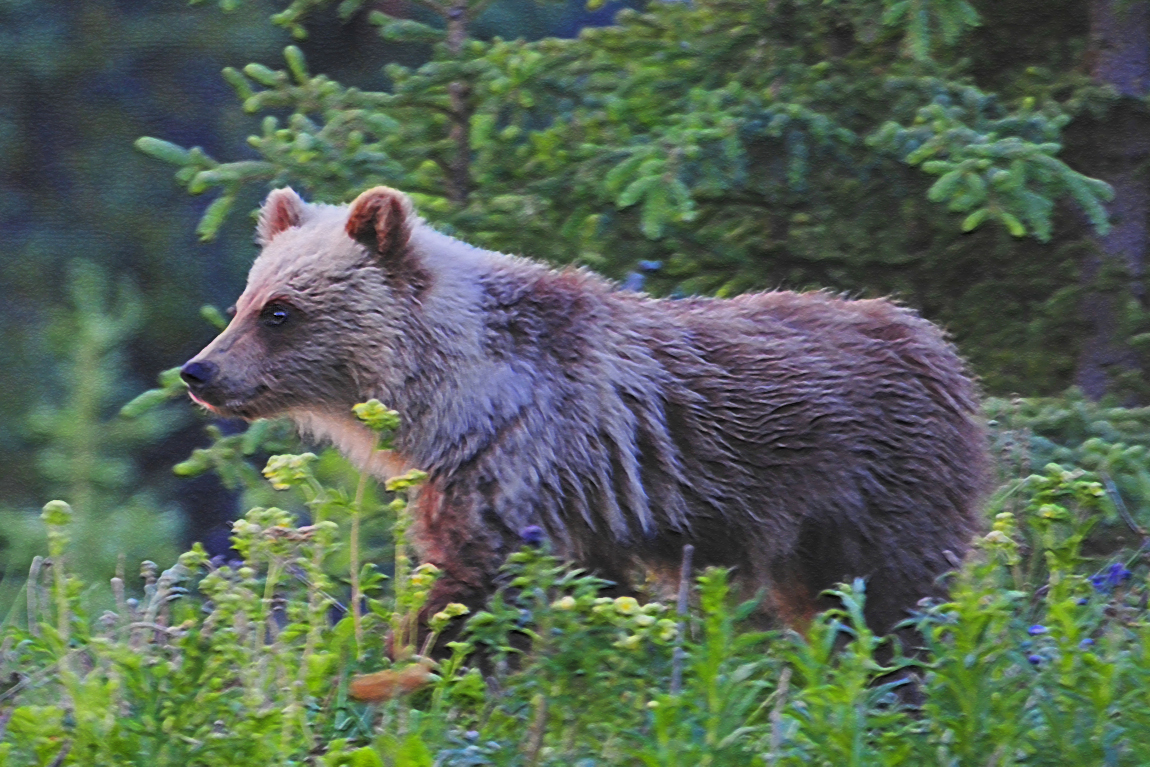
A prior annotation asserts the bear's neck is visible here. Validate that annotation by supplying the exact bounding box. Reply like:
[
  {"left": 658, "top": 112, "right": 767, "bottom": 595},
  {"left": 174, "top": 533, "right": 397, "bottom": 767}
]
[
  {"left": 379, "top": 228, "right": 617, "bottom": 475},
  {"left": 288, "top": 407, "right": 414, "bottom": 481}
]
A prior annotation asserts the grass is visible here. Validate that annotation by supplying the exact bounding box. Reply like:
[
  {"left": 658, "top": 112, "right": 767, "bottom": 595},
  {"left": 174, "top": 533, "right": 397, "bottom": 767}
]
[{"left": 3, "top": 398, "right": 1150, "bottom": 765}]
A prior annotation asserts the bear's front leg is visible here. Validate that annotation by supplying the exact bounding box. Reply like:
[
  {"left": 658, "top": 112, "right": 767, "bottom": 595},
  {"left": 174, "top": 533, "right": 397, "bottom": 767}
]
[{"left": 404, "top": 479, "right": 516, "bottom": 654}]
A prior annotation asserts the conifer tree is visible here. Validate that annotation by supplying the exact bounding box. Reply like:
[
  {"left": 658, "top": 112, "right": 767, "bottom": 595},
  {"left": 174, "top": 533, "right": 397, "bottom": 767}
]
[
  {"left": 1070, "top": 0, "right": 1150, "bottom": 399},
  {"left": 0, "top": 263, "right": 182, "bottom": 598},
  {"left": 141, "top": 0, "right": 1141, "bottom": 399}
]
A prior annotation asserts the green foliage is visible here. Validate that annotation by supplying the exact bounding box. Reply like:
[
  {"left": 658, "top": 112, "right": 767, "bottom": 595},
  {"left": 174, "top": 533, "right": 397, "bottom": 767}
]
[
  {"left": 6, "top": 395, "right": 1150, "bottom": 763},
  {"left": 149, "top": 1, "right": 1111, "bottom": 244},
  {"left": 881, "top": 0, "right": 981, "bottom": 62},
  {"left": 134, "top": 0, "right": 1124, "bottom": 399},
  {"left": 988, "top": 390, "right": 1150, "bottom": 553},
  {"left": 0, "top": 0, "right": 287, "bottom": 511},
  {"left": 0, "top": 262, "right": 183, "bottom": 611},
  {"left": 13, "top": 0, "right": 1150, "bottom": 760},
  {"left": 1, "top": 435, "right": 434, "bottom": 765},
  {"left": 871, "top": 91, "right": 1112, "bottom": 241}
]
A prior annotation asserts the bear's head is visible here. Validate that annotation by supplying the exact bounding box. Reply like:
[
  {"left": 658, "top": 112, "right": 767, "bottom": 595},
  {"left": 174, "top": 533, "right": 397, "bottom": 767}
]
[{"left": 179, "top": 186, "right": 426, "bottom": 420}]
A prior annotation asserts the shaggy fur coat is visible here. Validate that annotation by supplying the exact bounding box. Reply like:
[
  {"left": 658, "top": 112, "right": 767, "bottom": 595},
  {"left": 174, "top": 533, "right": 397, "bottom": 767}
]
[{"left": 181, "top": 186, "right": 988, "bottom": 635}]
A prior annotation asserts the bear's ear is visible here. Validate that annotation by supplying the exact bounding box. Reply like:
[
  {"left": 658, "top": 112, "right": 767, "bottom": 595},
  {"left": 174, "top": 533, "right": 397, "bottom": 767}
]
[
  {"left": 257, "top": 188, "right": 306, "bottom": 245},
  {"left": 346, "top": 186, "right": 414, "bottom": 266}
]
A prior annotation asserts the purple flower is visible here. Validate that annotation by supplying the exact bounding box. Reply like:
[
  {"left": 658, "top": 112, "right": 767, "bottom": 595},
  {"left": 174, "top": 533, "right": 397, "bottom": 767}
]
[
  {"left": 519, "top": 525, "right": 545, "bottom": 546},
  {"left": 1028, "top": 624, "right": 1047, "bottom": 636},
  {"left": 1091, "top": 563, "right": 1132, "bottom": 592},
  {"left": 1028, "top": 654, "right": 1043, "bottom": 666}
]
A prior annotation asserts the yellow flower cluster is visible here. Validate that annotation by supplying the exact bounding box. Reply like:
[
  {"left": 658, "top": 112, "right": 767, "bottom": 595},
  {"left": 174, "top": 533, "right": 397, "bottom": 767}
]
[
  {"left": 261, "top": 452, "right": 317, "bottom": 490},
  {"left": 352, "top": 399, "right": 401, "bottom": 432},
  {"left": 551, "top": 594, "right": 679, "bottom": 649},
  {"left": 429, "top": 602, "right": 470, "bottom": 632}
]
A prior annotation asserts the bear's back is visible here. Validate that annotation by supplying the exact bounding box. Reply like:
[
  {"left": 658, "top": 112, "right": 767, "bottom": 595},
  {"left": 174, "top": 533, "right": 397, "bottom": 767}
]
[{"left": 599, "top": 288, "right": 986, "bottom": 526}]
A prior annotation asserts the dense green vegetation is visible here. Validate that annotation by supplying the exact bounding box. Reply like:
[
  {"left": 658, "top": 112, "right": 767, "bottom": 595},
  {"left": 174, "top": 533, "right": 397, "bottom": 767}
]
[
  {"left": 139, "top": 0, "right": 1136, "bottom": 400},
  {"left": 2, "top": 0, "right": 1146, "bottom": 550},
  {"left": 3, "top": 0, "right": 1150, "bottom": 762},
  {"left": 5, "top": 401, "right": 1150, "bottom": 765}
]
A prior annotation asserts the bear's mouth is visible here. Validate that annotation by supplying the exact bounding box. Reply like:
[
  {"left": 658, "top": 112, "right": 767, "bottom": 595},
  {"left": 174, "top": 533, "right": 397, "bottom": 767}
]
[
  {"left": 187, "top": 384, "right": 271, "bottom": 420},
  {"left": 187, "top": 389, "right": 217, "bottom": 411}
]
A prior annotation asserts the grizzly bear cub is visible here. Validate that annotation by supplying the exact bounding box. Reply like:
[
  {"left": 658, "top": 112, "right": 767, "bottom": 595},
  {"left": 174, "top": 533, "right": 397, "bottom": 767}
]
[{"left": 181, "top": 186, "right": 987, "bottom": 637}]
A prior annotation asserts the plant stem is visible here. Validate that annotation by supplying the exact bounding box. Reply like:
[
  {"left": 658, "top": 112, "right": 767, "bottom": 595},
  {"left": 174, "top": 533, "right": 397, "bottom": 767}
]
[
  {"left": 670, "top": 544, "right": 694, "bottom": 695},
  {"left": 523, "top": 691, "right": 549, "bottom": 766},
  {"left": 27, "top": 556, "right": 44, "bottom": 638},
  {"left": 350, "top": 432, "right": 382, "bottom": 661},
  {"left": 393, "top": 515, "right": 413, "bottom": 659}
]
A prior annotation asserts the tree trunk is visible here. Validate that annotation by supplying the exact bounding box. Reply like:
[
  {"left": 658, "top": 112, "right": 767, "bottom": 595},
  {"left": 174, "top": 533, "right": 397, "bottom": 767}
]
[
  {"left": 444, "top": 1, "right": 472, "bottom": 206},
  {"left": 1073, "top": 0, "right": 1150, "bottom": 400}
]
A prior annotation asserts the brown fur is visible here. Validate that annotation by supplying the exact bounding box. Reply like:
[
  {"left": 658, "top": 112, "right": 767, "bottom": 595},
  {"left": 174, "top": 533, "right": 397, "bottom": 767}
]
[{"left": 182, "top": 186, "right": 989, "bottom": 638}]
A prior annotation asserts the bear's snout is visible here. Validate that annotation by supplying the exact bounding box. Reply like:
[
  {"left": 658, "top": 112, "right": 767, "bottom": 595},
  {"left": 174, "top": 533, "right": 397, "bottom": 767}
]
[
  {"left": 179, "top": 355, "right": 270, "bottom": 417},
  {"left": 180, "top": 359, "right": 219, "bottom": 388}
]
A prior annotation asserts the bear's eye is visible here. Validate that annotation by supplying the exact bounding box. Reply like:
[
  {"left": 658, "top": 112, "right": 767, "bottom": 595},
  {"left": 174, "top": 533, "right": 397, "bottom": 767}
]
[{"left": 260, "top": 302, "right": 292, "bottom": 328}]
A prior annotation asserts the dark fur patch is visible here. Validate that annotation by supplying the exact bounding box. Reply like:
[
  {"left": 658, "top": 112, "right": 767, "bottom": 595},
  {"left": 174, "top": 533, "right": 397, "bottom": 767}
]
[
  {"left": 346, "top": 187, "right": 430, "bottom": 293},
  {"left": 479, "top": 269, "right": 591, "bottom": 364}
]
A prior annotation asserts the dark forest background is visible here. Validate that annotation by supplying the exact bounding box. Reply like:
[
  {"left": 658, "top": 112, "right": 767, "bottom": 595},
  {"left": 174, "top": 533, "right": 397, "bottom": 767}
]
[{"left": 1, "top": 0, "right": 1147, "bottom": 582}]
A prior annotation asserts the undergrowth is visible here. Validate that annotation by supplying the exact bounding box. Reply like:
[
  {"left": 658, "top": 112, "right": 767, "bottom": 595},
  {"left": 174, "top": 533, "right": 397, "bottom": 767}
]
[{"left": 4, "top": 394, "right": 1150, "bottom": 765}]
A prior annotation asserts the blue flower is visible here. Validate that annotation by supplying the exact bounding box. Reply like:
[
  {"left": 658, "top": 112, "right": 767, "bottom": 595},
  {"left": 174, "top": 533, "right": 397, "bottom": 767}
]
[
  {"left": 1028, "top": 624, "right": 1047, "bottom": 636},
  {"left": 1028, "top": 654, "right": 1043, "bottom": 666},
  {"left": 1091, "top": 563, "right": 1132, "bottom": 592},
  {"left": 519, "top": 525, "right": 545, "bottom": 546},
  {"left": 620, "top": 261, "right": 663, "bottom": 292},
  {"left": 621, "top": 272, "right": 646, "bottom": 291},
  {"left": 1079, "top": 638, "right": 1095, "bottom": 649}
]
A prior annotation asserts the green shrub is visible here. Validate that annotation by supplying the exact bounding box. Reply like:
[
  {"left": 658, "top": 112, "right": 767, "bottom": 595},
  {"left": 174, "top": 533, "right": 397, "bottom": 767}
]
[
  {"left": 6, "top": 395, "right": 1150, "bottom": 764},
  {"left": 0, "top": 262, "right": 183, "bottom": 613}
]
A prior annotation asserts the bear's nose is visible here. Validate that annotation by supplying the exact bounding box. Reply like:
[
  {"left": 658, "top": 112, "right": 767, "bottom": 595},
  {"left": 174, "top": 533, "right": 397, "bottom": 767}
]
[{"left": 180, "top": 360, "right": 219, "bottom": 388}]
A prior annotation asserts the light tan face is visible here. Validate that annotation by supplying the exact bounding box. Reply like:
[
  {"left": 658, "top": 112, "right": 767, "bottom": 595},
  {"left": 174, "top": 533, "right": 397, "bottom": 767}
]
[{"left": 179, "top": 186, "right": 418, "bottom": 420}]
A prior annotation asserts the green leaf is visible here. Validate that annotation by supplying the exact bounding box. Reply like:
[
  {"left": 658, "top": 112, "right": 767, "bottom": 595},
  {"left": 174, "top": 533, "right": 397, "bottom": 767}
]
[
  {"left": 617, "top": 175, "right": 656, "bottom": 209},
  {"left": 350, "top": 747, "right": 386, "bottom": 767},
  {"left": 881, "top": 1, "right": 909, "bottom": 26},
  {"left": 386, "top": 469, "right": 428, "bottom": 492},
  {"left": 927, "top": 169, "right": 964, "bottom": 202},
  {"left": 604, "top": 153, "right": 648, "bottom": 194},
  {"left": 173, "top": 449, "right": 213, "bottom": 477},
  {"left": 158, "top": 366, "right": 185, "bottom": 389},
  {"left": 134, "top": 137, "right": 192, "bottom": 166},
  {"left": 961, "top": 207, "right": 990, "bottom": 232},
  {"left": 640, "top": 184, "right": 671, "bottom": 239},
  {"left": 196, "top": 194, "right": 236, "bottom": 242},
  {"left": 962, "top": 171, "right": 988, "bottom": 203},
  {"left": 241, "top": 419, "right": 272, "bottom": 455},
  {"left": 369, "top": 12, "right": 445, "bottom": 43},
  {"left": 221, "top": 66, "right": 254, "bottom": 101},
  {"left": 999, "top": 211, "right": 1027, "bottom": 237},
  {"left": 243, "top": 63, "right": 283, "bottom": 87},
  {"left": 393, "top": 733, "right": 433, "bottom": 767},
  {"left": 119, "top": 388, "right": 177, "bottom": 419},
  {"left": 200, "top": 304, "right": 229, "bottom": 331},
  {"left": 284, "top": 45, "right": 310, "bottom": 83}
]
